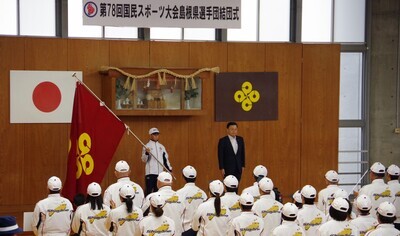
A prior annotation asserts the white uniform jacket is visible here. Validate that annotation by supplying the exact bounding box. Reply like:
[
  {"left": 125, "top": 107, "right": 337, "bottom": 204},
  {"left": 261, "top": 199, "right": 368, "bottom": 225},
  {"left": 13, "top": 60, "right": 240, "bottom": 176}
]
[
  {"left": 32, "top": 194, "right": 73, "bottom": 236},
  {"left": 192, "top": 197, "right": 232, "bottom": 236},
  {"left": 251, "top": 195, "right": 283, "bottom": 236},
  {"left": 350, "top": 215, "right": 378, "bottom": 236},
  {"left": 141, "top": 140, "right": 172, "bottom": 175},
  {"left": 388, "top": 180, "right": 400, "bottom": 223},
  {"left": 296, "top": 204, "right": 327, "bottom": 236},
  {"left": 317, "top": 219, "right": 360, "bottom": 236},
  {"left": 105, "top": 202, "right": 143, "bottom": 236},
  {"left": 317, "top": 184, "right": 341, "bottom": 214},
  {"left": 365, "top": 223, "right": 400, "bottom": 236},
  {"left": 71, "top": 203, "right": 111, "bottom": 236},
  {"left": 359, "top": 179, "right": 395, "bottom": 218},
  {"left": 176, "top": 183, "right": 207, "bottom": 231},
  {"left": 103, "top": 177, "right": 145, "bottom": 209},
  {"left": 271, "top": 220, "right": 306, "bottom": 236},
  {"left": 143, "top": 186, "right": 185, "bottom": 235},
  {"left": 221, "top": 192, "right": 242, "bottom": 219},
  {"left": 139, "top": 213, "right": 176, "bottom": 236},
  {"left": 242, "top": 183, "right": 275, "bottom": 202},
  {"left": 227, "top": 211, "right": 264, "bottom": 236}
]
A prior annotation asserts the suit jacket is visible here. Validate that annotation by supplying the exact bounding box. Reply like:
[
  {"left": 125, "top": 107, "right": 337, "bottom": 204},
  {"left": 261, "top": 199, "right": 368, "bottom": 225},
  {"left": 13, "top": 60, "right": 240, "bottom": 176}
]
[{"left": 218, "top": 135, "right": 245, "bottom": 179}]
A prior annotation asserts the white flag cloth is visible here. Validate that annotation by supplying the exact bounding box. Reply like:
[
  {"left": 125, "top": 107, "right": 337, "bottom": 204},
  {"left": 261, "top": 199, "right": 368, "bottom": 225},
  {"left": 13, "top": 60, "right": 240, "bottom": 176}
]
[{"left": 10, "top": 70, "right": 82, "bottom": 123}]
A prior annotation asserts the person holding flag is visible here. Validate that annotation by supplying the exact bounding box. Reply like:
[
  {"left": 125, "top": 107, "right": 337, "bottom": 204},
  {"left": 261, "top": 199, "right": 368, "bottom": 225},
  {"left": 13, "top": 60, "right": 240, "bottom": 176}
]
[{"left": 141, "top": 127, "right": 173, "bottom": 195}]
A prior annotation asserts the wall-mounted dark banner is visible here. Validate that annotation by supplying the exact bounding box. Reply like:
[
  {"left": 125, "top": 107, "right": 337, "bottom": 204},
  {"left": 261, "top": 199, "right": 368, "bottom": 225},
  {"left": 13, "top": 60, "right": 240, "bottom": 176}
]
[{"left": 215, "top": 72, "right": 278, "bottom": 121}]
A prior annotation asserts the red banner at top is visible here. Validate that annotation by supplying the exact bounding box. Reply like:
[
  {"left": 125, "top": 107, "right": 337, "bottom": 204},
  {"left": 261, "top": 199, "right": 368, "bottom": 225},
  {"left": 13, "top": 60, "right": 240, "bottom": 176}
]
[{"left": 63, "top": 82, "right": 125, "bottom": 202}]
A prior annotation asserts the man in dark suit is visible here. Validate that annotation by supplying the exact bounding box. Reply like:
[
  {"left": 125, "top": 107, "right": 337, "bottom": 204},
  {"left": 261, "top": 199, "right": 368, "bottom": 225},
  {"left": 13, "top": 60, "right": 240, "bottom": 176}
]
[{"left": 218, "top": 121, "right": 245, "bottom": 182}]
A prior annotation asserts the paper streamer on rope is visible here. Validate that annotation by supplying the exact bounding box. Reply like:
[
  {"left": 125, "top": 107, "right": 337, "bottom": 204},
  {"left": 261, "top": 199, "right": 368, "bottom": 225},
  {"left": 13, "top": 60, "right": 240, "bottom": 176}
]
[{"left": 191, "top": 77, "right": 197, "bottom": 89}]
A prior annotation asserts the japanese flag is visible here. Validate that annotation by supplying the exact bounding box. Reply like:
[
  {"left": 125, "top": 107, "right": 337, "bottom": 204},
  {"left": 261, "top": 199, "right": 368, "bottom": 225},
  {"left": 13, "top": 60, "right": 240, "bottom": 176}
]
[{"left": 10, "top": 71, "right": 83, "bottom": 123}]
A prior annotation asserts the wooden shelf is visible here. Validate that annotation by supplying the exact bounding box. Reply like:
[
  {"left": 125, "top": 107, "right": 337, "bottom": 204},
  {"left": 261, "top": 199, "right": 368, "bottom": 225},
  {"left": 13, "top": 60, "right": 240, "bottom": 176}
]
[
  {"left": 101, "top": 67, "right": 211, "bottom": 117},
  {"left": 114, "top": 109, "right": 207, "bottom": 116}
]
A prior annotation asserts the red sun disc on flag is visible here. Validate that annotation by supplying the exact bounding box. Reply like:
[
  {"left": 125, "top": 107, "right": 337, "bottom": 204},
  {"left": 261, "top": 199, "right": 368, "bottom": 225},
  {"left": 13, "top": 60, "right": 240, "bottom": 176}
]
[{"left": 32, "top": 81, "right": 62, "bottom": 113}]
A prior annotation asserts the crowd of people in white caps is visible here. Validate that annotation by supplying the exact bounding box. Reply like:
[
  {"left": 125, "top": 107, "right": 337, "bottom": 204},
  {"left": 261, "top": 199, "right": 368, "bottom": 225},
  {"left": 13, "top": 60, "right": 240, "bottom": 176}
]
[{"left": 26, "top": 161, "right": 400, "bottom": 236}]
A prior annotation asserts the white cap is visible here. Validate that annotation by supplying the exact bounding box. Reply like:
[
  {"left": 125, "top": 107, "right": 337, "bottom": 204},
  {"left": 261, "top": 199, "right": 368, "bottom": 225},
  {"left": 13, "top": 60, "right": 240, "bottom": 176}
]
[
  {"left": 325, "top": 170, "right": 339, "bottom": 182},
  {"left": 150, "top": 194, "right": 165, "bottom": 208},
  {"left": 119, "top": 184, "right": 135, "bottom": 199},
  {"left": 333, "top": 189, "right": 349, "bottom": 199},
  {"left": 87, "top": 182, "right": 102, "bottom": 197},
  {"left": 387, "top": 164, "right": 400, "bottom": 176},
  {"left": 253, "top": 165, "right": 268, "bottom": 177},
  {"left": 293, "top": 190, "right": 302, "bottom": 204},
  {"left": 239, "top": 192, "right": 254, "bottom": 206},
  {"left": 149, "top": 127, "right": 160, "bottom": 135},
  {"left": 223, "top": 175, "right": 239, "bottom": 188},
  {"left": 258, "top": 177, "right": 274, "bottom": 192},
  {"left": 355, "top": 194, "right": 372, "bottom": 211},
  {"left": 115, "top": 160, "right": 130, "bottom": 172},
  {"left": 377, "top": 202, "right": 396, "bottom": 217},
  {"left": 47, "top": 176, "right": 62, "bottom": 191},
  {"left": 331, "top": 197, "right": 349, "bottom": 213},
  {"left": 157, "top": 171, "right": 172, "bottom": 184},
  {"left": 370, "top": 162, "right": 385, "bottom": 174},
  {"left": 301, "top": 185, "right": 316, "bottom": 199},
  {"left": 209, "top": 180, "right": 224, "bottom": 196},
  {"left": 182, "top": 165, "right": 197, "bottom": 178},
  {"left": 282, "top": 203, "right": 298, "bottom": 218}
]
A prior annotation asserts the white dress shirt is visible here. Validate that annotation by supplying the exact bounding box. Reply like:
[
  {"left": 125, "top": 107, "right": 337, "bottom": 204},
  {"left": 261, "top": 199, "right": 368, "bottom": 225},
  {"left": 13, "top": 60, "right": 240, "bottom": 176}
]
[{"left": 229, "top": 135, "right": 238, "bottom": 154}]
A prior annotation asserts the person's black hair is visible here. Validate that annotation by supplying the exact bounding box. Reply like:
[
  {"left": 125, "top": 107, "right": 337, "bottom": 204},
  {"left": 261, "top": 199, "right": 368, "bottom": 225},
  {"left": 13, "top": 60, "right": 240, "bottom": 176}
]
[
  {"left": 73, "top": 193, "right": 86, "bottom": 208},
  {"left": 378, "top": 213, "right": 396, "bottom": 224},
  {"left": 183, "top": 176, "right": 196, "bottom": 183},
  {"left": 389, "top": 175, "right": 399, "bottom": 180},
  {"left": 254, "top": 175, "right": 264, "bottom": 182},
  {"left": 151, "top": 205, "right": 164, "bottom": 217},
  {"left": 212, "top": 192, "right": 222, "bottom": 217},
  {"left": 122, "top": 196, "right": 134, "bottom": 213},
  {"left": 294, "top": 202, "right": 303, "bottom": 209},
  {"left": 372, "top": 172, "right": 385, "bottom": 178},
  {"left": 303, "top": 197, "right": 315, "bottom": 205},
  {"left": 240, "top": 204, "right": 252, "bottom": 211},
  {"left": 358, "top": 209, "right": 370, "bottom": 216},
  {"left": 226, "top": 121, "right": 238, "bottom": 129},
  {"left": 86, "top": 195, "right": 104, "bottom": 210},
  {"left": 329, "top": 206, "right": 347, "bottom": 221},
  {"left": 225, "top": 186, "right": 237, "bottom": 193},
  {"left": 50, "top": 190, "right": 61, "bottom": 194},
  {"left": 282, "top": 214, "right": 296, "bottom": 222}
]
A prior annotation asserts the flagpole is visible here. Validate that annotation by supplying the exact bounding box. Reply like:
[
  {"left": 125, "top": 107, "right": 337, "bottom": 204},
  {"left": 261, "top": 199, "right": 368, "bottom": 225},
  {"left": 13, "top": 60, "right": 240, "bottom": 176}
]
[
  {"left": 72, "top": 73, "right": 176, "bottom": 180},
  {"left": 351, "top": 169, "right": 369, "bottom": 193}
]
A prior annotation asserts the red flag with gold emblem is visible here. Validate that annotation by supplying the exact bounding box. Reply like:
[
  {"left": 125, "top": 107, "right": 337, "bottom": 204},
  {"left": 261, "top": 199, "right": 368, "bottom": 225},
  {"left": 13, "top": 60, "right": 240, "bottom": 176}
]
[{"left": 62, "top": 82, "right": 125, "bottom": 201}]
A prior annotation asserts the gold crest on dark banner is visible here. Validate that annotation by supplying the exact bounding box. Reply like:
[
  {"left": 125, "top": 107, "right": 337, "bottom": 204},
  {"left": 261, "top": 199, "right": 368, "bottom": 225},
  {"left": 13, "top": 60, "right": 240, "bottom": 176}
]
[{"left": 215, "top": 72, "right": 278, "bottom": 121}]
